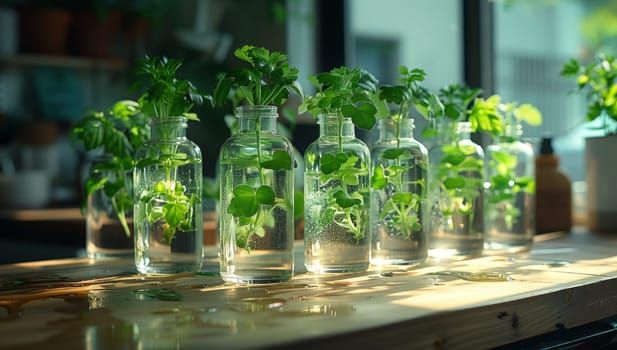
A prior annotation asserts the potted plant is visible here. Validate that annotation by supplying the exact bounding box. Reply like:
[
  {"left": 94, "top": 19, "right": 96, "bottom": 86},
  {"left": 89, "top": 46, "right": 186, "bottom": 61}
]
[
  {"left": 483, "top": 98, "right": 542, "bottom": 253},
  {"left": 212, "top": 45, "right": 302, "bottom": 284},
  {"left": 132, "top": 55, "right": 205, "bottom": 274},
  {"left": 72, "top": 99, "right": 149, "bottom": 258},
  {"left": 299, "top": 66, "right": 378, "bottom": 273},
  {"left": 424, "top": 84, "right": 502, "bottom": 260},
  {"left": 561, "top": 53, "right": 617, "bottom": 232},
  {"left": 369, "top": 66, "right": 439, "bottom": 266}
]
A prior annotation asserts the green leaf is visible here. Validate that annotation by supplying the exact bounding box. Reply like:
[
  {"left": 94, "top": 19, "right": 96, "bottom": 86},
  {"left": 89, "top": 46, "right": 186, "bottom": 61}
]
[
  {"left": 490, "top": 174, "right": 511, "bottom": 189},
  {"left": 103, "top": 180, "right": 124, "bottom": 198},
  {"left": 382, "top": 148, "right": 406, "bottom": 160},
  {"left": 441, "top": 152, "right": 467, "bottom": 166},
  {"left": 256, "top": 185, "right": 275, "bottom": 205},
  {"left": 333, "top": 190, "right": 361, "bottom": 208},
  {"left": 320, "top": 207, "right": 336, "bottom": 227},
  {"left": 260, "top": 150, "right": 292, "bottom": 170},
  {"left": 392, "top": 192, "right": 413, "bottom": 205},
  {"left": 444, "top": 177, "right": 465, "bottom": 189},
  {"left": 342, "top": 102, "right": 377, "bottom": 130},
  {"left": 492, "top": 150, "right": 517, "bottom": 169},
  {"left": 371, "top": 165, "right": 388, "bottom": 190},
  {"left": 85, "top": 177, "right": 108, "bottom": 197},
  {"left": 227, "top": 185, "right": 258, "bottom": 217},
  {"left": 514, "top": 104, "right": 543, "bottom": 126},
  {"left": 320, "top": 153, "right": 341, "bottom": 175},
  {"left": 163, "top": 202, "right": 188, "bottom": 228},
  {"left": 214, "top": 45, "right": 301, "bottom": 107}
]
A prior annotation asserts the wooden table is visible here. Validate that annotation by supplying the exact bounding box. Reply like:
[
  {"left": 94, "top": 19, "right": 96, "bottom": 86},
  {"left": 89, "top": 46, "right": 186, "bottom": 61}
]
[{"left": 1, "top": 228, "right": 617, "bottom": 350}]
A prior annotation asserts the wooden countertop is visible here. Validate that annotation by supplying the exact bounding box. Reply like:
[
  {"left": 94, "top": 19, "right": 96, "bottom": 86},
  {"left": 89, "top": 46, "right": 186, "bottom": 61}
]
[
  {"left": 0, "top": 208, "right": 218, "bottom": 246},
  {"left": 0, "top": 228, "right": 616, "bottom": 349}
]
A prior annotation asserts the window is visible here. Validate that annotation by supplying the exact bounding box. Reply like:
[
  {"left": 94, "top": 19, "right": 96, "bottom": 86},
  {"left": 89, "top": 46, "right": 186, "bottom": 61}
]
[{"left": 494, "top": 0, "right": 617, "bottom": 182}]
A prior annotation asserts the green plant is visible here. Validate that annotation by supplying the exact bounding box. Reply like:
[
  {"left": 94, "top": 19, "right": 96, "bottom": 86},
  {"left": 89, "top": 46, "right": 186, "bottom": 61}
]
[
  {"left": 561, "top": 53, "right": 617, "bottom": 134},
  {"left": 424, "top": 83, "right": 503, "bottom": 138},
  {"left": 72, "top": 99, "right": 149, "bottom": 237},
  {"left": 300, "top": 66, "right": 378, "bottom": 241},
  {"left": 211, "top": 45, "right": 302, "bottom": 251},
  {"left": 370, "top": 66, "right": 438, "bottom": 238},
  {"left": 485, "top": 97, "right": 542, "bottom": 229},
  {"left": 133, "top": 55, "right": 205, "bottom": 243}
]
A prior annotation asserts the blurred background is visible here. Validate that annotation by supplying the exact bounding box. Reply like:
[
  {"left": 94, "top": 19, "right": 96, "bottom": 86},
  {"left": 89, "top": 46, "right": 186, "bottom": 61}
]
[{"left": 0, "top": 0, "right": 614, "bottom": 262}]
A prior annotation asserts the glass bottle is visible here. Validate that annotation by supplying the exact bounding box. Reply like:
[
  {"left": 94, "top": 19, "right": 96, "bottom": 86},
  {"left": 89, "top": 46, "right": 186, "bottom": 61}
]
[
  {"left": 370, "top": 118, "right": 428, "bottom": 266},
  {"left": 535, "top": 137, "right": 572, "bottom": 233},
  {"left": 304, "top": 113, "right": 371, "bottom": 273},
  {"left": 484, "top": 123, "right": 535, "bottom": 253},
  {"left": 86, "top": 154, "right": 134, "bottom": 258},
  {"left": 219, "top": 105, "right": 295, "bottom": 284},
  {"left": 133, "top": 116, "right": 203, "bottom": 274},
  {"left": 427, "top": 121, "right": 484, "bottom": 260}
]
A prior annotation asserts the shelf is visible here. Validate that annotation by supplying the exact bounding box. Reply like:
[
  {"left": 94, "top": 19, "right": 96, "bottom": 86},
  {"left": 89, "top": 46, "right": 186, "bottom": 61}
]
[{"left": 0, "top": 54, "right": 127, "bottom": 70}]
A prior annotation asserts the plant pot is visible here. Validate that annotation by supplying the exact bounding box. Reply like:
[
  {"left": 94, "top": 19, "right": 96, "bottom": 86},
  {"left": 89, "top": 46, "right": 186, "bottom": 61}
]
[
  {"left": 585, "top": 135, "right": 617, "bottom": 232},
  {"left": 19, "top": 7, "right": 72, "bottom": 55}
]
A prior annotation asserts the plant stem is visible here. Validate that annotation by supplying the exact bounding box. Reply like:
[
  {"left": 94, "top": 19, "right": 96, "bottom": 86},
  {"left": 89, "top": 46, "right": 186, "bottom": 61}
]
[
  {"left": 338, "top": 116, "right": 343, "bottom": 152},
  {"left": 256, "top": 116, "right": 265, "bottom": 184},
  {"left": 111, "top": 196, "right": 131, "bottom": 238}
]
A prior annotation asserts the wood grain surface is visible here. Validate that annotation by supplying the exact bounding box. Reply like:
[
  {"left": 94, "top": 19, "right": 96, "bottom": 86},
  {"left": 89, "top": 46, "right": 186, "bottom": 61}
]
[{"left": 0, "top": 228, "right": 616, "bottom": 350}]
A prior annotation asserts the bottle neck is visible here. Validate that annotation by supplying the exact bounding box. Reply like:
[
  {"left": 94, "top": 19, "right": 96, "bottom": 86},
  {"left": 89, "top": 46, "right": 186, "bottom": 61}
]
[
  {"left": 318, "top": 113, "right": 355, "bottom": 138},
  {"left": 378, "top": 118, "right": 414, "bottom": 141},
  {"left": 499, "top": 122, "right": 523, "bottom": 142},
  {"left": 151, "top": 117, "right": 188, "bottom": 141},
  {"left": 437, "top": 120, "right": 471, "bottom": 143},
  {"left": 237, "top": 105, "right": 278, "bottom": 134}
]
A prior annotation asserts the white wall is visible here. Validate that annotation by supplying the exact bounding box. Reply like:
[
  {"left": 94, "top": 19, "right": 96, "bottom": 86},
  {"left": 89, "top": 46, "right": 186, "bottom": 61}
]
[{"left": 349, "top": 0, "right": 462, "bottom": 91}]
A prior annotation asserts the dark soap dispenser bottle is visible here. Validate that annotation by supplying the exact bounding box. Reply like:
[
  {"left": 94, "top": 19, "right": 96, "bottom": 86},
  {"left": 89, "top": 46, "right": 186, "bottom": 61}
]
[{"left": 535, "top": 137, "right": 572, "bottom": 233}]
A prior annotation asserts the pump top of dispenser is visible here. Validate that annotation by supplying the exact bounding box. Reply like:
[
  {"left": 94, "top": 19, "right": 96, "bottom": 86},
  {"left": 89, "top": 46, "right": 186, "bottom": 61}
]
[
  {"left": 537, "top": 136, "right": 559, "bottom": 166},
  {"left": 540, "top": 137, "right": 554, "bottom": 155}
]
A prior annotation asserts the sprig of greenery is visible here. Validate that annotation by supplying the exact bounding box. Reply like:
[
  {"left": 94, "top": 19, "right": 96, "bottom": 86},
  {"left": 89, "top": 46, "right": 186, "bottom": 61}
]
[
  {"left": 211, "top": 45, "right": 303, "bottom": 107},
  {"left": 133, "top": 55, "right": 203, "bottom": 121},
  {"left": 423, "top": 83, "right": 503, "bottom": 138},
  {"left": 561, "top": 53, "right": 617, "bottom": 134},
  {"left": 300, "top": 66, "right": 378, "bottom": 130},
  {"left": 211, "top": 45, "right": 300, "bottom": 251},
  {"left": 376, "top": 66, "right": 443, "bottom": 123},
  {"left": 72, "top": 100, "right": 148, "bottom": 237},
  {"left": 133, "top": 56, "right": 205, "bottom": 244}
]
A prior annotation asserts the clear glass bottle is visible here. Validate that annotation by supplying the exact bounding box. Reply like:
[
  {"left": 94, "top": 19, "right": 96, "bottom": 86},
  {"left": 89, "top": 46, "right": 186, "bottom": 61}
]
[
  {"left": 484, "top": 123, "right": 535, "bottom": 253},
  {"left": 304, "top": 113, "right": 371, "bottom": 273},
  {"left": 427, "top": 121, "right": 484, "bottom": 260},
  {"left": 133, "top": 116, "right": 203, "bottom": 274},
  {"left": 370, "top": 118, "right": 428, "bottom": 265},
  {"left": 86, "top": 154, "right": 134, "bottom": 258},
  {"left": 219, "top": 105, "right": 295, "bottom": 284}
]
